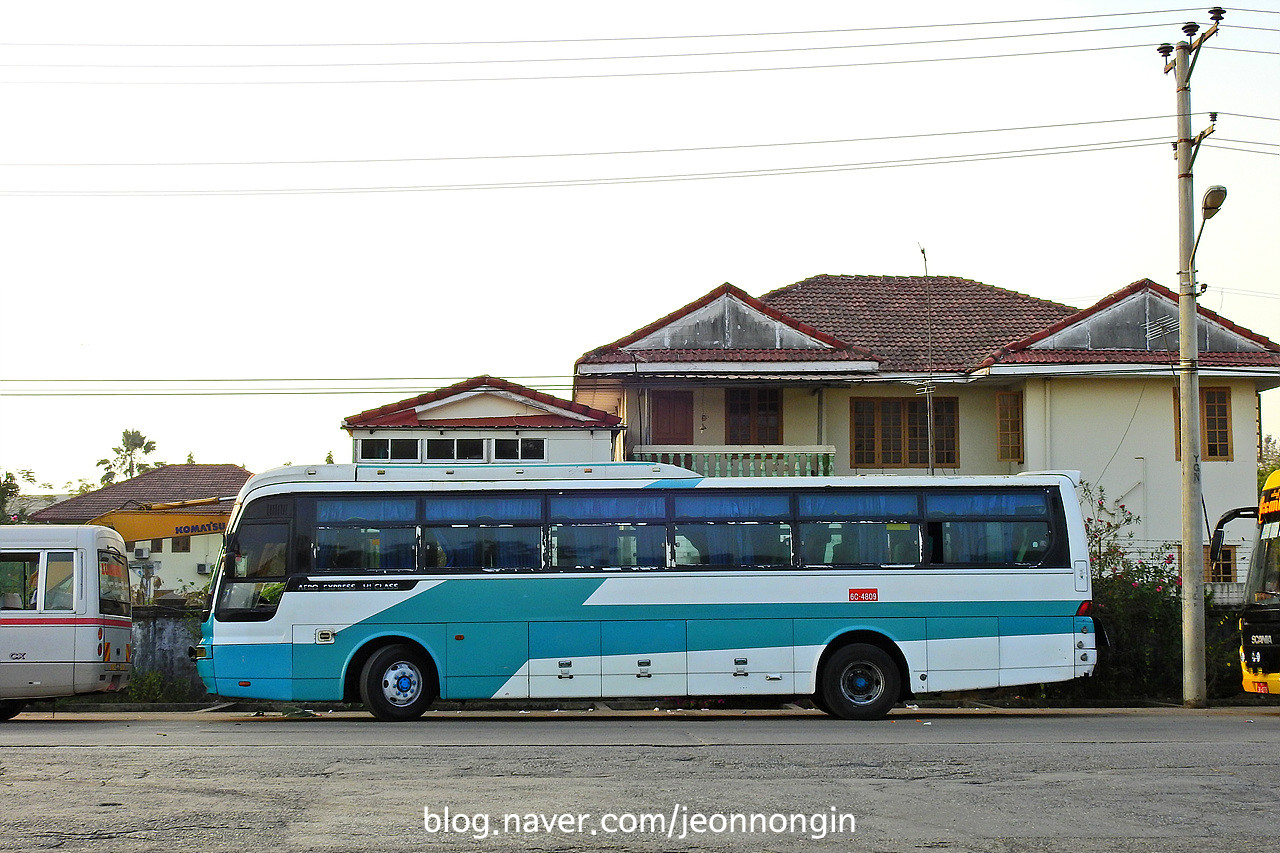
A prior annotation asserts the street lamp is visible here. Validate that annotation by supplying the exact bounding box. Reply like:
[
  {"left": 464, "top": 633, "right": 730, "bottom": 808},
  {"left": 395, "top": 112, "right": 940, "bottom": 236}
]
[
  {"left": 1165, "top": 10, "right": 1223, "bottom": 710},
  {"left": 1192, "top": 186, "right": 1229, "bottom": 277}
]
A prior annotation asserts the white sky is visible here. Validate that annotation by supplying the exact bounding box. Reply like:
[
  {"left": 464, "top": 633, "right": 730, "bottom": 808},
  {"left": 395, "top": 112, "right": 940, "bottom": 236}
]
[{"left": 0, "top": 1, "right": 1276, "bottom": 491}]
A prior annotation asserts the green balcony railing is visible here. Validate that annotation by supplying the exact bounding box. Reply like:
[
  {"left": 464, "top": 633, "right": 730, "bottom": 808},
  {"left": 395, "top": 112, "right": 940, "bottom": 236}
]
[{"left": 632, "top": 445, "right": 836, "bottom": 477}]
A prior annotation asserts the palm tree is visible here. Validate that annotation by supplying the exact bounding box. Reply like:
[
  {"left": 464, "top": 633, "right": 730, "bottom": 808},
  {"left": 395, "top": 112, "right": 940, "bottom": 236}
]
[{"left": 97, "top": 430, "right": 158, "bottom": 485}]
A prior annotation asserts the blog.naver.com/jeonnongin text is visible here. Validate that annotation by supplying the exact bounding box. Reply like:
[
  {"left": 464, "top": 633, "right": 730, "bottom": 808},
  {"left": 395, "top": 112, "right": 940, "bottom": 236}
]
[{"left": 424, "top": 804, "right": 856, "bottom": 841}]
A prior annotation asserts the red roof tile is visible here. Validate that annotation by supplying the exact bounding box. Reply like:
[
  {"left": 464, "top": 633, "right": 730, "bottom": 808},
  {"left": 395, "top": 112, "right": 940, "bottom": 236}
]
[
  {"left": 343, "top": 375, "right": 621, "bottom": 429},
  {"left": 581, "top": 348, "right": 874, "bottom": 364},
  {"left": 981, "top": 279, "right": 1280, "bottom": 367},
  {"left": 29, "top": 464, "right": 253, "bottom": 524},
  {"left": 995, "top": 349, "right": 1280, "bottom": 367},
  {"left": 761, "top": 274, "right": 1075, "bottom": 372}
]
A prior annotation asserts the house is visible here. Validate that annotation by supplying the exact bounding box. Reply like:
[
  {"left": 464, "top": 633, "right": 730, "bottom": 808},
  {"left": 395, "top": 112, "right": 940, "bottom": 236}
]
[
  {"left": 342, "top": 375, "right": 624, "bottom": 466},
  {"left": 29, "top": 464, "right": 253, "bottom": 601},
  {"left": 574, "top": 275, "right": 1280, "bottom": 587}
]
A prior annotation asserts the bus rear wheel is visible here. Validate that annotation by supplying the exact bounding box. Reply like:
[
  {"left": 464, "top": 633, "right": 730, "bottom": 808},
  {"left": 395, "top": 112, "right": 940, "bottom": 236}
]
[
  {"left": 359, "top": 644, "right": 435, "bottom": 722},
  {"left": 0, "top": 700, "right": 25, "bottom": 721},
  {"left": 820, "top": 643, "right": 900, "bottom": 721}
]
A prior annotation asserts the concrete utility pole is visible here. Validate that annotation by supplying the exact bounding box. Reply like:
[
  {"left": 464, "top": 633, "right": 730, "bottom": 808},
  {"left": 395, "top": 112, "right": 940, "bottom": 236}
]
[{"left": 1158, "top": 7, "right": 1223, "bottom": 709}]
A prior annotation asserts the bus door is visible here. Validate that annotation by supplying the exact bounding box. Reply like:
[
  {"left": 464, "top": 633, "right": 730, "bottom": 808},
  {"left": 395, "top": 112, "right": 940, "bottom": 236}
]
[{"left": 0, "top": 549, "right": 79, "bottom": 699}]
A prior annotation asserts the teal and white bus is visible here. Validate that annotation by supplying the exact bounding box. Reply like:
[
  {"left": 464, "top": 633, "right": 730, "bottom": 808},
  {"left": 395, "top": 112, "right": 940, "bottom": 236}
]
[{"left": 192, "top": 463, "right": 1097, "bottom": 721}]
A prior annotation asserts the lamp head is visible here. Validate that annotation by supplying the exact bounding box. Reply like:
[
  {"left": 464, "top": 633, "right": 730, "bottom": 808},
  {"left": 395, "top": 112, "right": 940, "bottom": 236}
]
[{"left": 1201, "top": 185, "right": 1228, "bottom": 220}]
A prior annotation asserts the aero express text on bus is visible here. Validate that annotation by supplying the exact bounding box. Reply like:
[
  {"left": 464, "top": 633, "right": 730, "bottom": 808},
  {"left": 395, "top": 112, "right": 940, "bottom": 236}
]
[
  {"left": 192, "top": 463, "right": 1098, "bottom": 720},
  {"left": 0, "top": 524, "right": 133, "bottom": 720}
]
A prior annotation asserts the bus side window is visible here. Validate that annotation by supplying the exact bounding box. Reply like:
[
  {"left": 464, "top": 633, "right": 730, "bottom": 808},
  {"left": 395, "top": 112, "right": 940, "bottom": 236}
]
[
  {"left": 0, "top": 553, "right": 39, "bottom": 609},
  {"left": 43, "top": 552, "right": 75, "bottom": 611},
  {"left": 231, "top": 525, "right": 290, "bottom": 578}
]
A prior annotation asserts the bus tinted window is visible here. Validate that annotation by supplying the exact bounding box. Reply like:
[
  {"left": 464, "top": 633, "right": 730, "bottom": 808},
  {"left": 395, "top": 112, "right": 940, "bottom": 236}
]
[
  {"left": 232, "top": 524, "right": 290, "bottom": 578},
  {"left": 800, "top": 522, "right": 923, "bottom": 566},
  {"left": 317, "top": 498, "right": 415, "bottom": 524},
  {"left": 548, "top": 495, "right": 666, "bottom": 522},
  {"left": 0, "top": 553, "right": 38, "bottom": 610},
  {"left": 316, "top": 527, "right": 415, "bottom": 571},
  {"left": 674, "top": 523, "right": 792, "bottom": 567},
  {"left": 422, "top": 496, "right": 542, "bottom": 524},
  {"left": 98, "top": 551, "right": 131, "bottom": 617},
  {"left": 43, "top": 552, "right": 75, "bottom": 611},
  {"left": 549, "top": 524, "right": 666, "bottom": 570},
  {"left": 925, "top": 490, "right": 1049, "bottom": 518},
  {"left": 798, "top": 492, "right": 919, "bottom": 520},
  {"left": 673, "top": 493, "right": 790, "bottom": 520},
  {"left": 930, "top": 520, "right": 1052, "bottom": 565},
  {"left": 423, "top": 526, "right": 541, "bottom": 571}
]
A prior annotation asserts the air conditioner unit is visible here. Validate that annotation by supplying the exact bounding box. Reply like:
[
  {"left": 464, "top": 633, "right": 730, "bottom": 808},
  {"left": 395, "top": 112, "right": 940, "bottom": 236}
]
[
  {"left": 134, "top": 547, "right": 150, "bottom": 560},
  {"left": 196, "top": 563, "right": 209, "bottom": 575}
]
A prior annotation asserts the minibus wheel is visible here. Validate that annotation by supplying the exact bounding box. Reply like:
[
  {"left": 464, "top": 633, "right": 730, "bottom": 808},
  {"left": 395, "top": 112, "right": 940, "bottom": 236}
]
[
  {"left": 0, "top": 700, "right": 24, "bottom": 721},
  {"left": 359, "top": 644, "right": 435, "bottom": 722},
  {"left": 820, "top": 643, "right": 900, "bottom": 721}
]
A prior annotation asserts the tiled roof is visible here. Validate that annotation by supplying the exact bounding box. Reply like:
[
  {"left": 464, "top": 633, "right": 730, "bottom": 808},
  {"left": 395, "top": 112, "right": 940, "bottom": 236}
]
[
  {"left": 582, "top": 283, "right": 853, "bottom": 356},
  {"left": 577, "top": 282, "right": 875, "bottom": 368},
  {"left": 582, "top": 348, "right": 874, "bottom": 364},
  {"left": 30, "top": 464, "right": 253, "bottom": 524},
  {"left": 981, "top": 278, "right": 1280, "bottom": 367},
  {"left": 761, "top": 274, "right": 1076, "bottom": 372},
  {"left": 994, "top": 349, "right": 1280, "bottom": 366},
  {"left": 343, "top": 375, "right": 622, "bottom": 429}
]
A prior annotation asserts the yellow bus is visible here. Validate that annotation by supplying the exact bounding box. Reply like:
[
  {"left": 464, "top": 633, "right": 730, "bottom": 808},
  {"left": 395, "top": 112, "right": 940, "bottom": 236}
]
[{"left": 1236, "top": 470, "right": 1280, "bottom": 694}]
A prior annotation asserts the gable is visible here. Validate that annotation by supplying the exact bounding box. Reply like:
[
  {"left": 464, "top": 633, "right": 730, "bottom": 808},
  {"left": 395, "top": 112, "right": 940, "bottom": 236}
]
[
  {"left": 343, "top": 376, "right": 622, "bottom": 430},
  {"left": 1029, "top": 289, "right": 1268, "bottom": 354},
  {"left": 624, "top": 292, "right": 834, "bottom": 351},
  {"left": 416, "top": 391, "right": 555, "bottom": 420}
]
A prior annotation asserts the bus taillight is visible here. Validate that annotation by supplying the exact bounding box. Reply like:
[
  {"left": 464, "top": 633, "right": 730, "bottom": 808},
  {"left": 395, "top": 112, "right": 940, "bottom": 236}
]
[{"left": 1076, "top": 600, "right": 1093, "bottom": 617}]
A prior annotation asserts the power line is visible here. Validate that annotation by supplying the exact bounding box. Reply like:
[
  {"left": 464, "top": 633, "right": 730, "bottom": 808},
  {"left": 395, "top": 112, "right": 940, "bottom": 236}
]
[
  {"left": 0, "top": 42, "right": 1156, "bottom": 84},
  {"left": 0, "top": 114, "right": 1183, "bottom": 168},
  {"left": 3, "top": 363, "right": 1269, "bottom": 397},
  {"left": 0, "top": 9, "right": 1221, "bottom": 48},
  {"left": 0, "top": 138, "right": 1168, "bottom": 197},
  {"left": 1213, "top": 45, "right": 1280, "bottom": 54},
  {"left": 1203, "top": 142, "right": 1280, "bottom": 155},
  {"left": 1218, "top": 111, "right": 1280, "bottom": 122},
  {"left": 0, "top": 23, "right": 1189, "bottom": 69}
]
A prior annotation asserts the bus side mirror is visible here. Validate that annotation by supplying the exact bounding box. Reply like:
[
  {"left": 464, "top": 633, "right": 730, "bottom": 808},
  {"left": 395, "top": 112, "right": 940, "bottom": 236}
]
[{"left": 1209, "top": 528, "right": 1225, "bottom": 566}]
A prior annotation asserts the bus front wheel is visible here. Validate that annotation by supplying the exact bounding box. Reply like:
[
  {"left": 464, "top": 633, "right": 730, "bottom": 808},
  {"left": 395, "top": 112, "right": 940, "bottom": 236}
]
[
  {"left": 359, "top": 644, "right": 435, "bottom": 722},
  {"left": 0, "top": 700, "right": 25, "bottom": 722},
  {"left": 819, "top": 643, "right": 900, "bottom": 721}
]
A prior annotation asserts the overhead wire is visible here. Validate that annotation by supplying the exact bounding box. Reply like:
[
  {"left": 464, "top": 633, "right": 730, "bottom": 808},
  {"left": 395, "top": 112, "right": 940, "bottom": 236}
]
[
  {"left": 0, "top": 114, "right": 1187, "bottom": 168},
  {"left": 0, "top": 138, "right": 1169, "bottom": 197},
  {"left": 0, "top": 9, "right": 1227, "bottom": 48},
  {"left": 0, "top": 43, "right": 1167, "bottom": 84},
  {"left": 0, "top": 23, "right": 1194, "bottom": 69}
]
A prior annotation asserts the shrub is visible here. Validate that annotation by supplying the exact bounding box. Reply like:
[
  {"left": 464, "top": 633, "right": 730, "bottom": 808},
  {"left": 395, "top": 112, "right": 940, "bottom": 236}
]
[{"left": 1045, "top": 483, "right": 1241, "bottom": 704}]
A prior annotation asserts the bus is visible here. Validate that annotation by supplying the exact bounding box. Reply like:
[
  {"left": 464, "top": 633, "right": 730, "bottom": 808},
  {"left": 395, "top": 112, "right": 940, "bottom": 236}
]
[
  {"left": 192, "top": 463, "right": 1098, "bottom": 721},
  {"left": 0, "top": 525, "right": 133, "bottom": 720},
  {"left": 1236, "top": 470, "right": 1280, "bottom": 694}
]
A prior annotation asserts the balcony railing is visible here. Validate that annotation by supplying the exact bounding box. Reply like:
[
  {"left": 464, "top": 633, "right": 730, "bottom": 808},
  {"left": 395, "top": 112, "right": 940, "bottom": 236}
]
[{"left": 632, "top": 445, "right": 837, "bottom": 477}]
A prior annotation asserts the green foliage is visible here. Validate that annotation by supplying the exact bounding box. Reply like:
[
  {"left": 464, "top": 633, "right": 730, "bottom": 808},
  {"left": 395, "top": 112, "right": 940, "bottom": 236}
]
[
  {"left": 1044, "top": 483, "right": 1242, "bottom": 704},
  {"left": 0, "top": 471, "right": 20, "bottom": 523},
  {"left": 97, "top": 429, "right": 159, "bottom": 485},
  {"left": 1260, "top": 435, "right": 1280, "bottom": 494},
  {"left": 123, "top": 669, "right": 203, "bottom": 704}
]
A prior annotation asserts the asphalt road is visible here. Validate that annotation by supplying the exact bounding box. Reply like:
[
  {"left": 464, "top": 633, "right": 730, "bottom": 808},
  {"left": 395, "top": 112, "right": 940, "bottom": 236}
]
[{"left": 1, "top": 705, "right": 1278, "bottom": 853}]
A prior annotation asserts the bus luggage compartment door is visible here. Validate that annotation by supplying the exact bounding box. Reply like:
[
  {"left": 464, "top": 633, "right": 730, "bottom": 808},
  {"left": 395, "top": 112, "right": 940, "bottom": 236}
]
[{"left": 601, "top": 620, "right": 686, "bottom": 697}]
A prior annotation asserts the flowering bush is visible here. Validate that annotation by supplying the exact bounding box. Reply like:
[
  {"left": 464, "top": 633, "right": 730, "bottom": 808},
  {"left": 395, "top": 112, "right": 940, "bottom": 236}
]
[{"left": 1043, "top": 482, "right": 1240, "bottom": 704}]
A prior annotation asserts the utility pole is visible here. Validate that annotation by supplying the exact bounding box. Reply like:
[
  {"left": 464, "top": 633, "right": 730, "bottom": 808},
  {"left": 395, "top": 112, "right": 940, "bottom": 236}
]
[{"left": 1158, "top": 7, "right": 1223, "bottom": 709}]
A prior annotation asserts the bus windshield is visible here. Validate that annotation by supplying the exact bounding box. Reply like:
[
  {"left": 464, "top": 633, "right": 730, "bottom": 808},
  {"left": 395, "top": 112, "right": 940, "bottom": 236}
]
[{"left": 1245, "top": 522, "right": 1280, "bottom": 602}]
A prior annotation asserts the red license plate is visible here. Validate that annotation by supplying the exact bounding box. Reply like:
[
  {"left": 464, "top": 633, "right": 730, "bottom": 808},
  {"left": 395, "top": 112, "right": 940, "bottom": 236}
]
[
  {"left": 848, "top": 588, "right": 879, "bottom": 602},
  {"left": 1255, "top": 681, "right": 1270, "bottom": 694}
]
